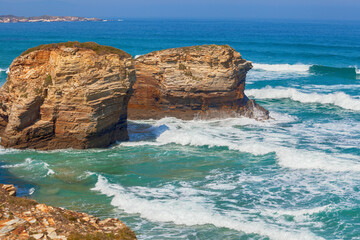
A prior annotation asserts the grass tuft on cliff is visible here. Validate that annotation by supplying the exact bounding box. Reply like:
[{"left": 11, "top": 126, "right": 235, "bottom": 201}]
[{"left": 21, "top": 41, "right": 132, "bottom": 58}]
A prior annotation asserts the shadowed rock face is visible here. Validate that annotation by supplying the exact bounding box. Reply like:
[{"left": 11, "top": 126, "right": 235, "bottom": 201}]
[
  {"left": 0, "top": 42, "right": 136, "bottom": 150},
  {"left": 128, "top": 45, "right": 269, "bottom": 120}
]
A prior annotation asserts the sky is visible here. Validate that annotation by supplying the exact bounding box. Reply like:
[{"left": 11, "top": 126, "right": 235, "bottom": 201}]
[{"left": 1, "top": 0, "right": 360, "bottom": 21}]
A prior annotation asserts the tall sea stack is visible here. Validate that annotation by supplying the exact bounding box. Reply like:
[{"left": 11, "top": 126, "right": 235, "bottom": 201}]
[
  {"left": 0, "top": 42, "right": 136, "bottom": 150},
  {"left": 128, "top": 45, "right": 269, "bottom": 120}
]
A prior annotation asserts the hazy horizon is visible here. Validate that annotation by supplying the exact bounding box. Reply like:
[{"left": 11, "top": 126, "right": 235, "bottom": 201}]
[{"left": 1, "top": 0, "right": 360, "bottom": 21}]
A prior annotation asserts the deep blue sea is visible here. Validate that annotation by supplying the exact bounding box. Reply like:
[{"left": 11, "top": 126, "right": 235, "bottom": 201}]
[{"left": 0, "top": 19, "right": 360, "bottom": 240}]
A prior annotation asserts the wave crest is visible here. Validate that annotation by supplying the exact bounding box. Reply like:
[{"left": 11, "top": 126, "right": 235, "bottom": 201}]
[
  {"left": 246, "top": 87, "right": 360, "bottom": 111},
  {"left": 0, "top": 68, "right": 9, "bottom": 74},
  {"left": 250, "top": 63, "right": 360, "bottom": 81}
]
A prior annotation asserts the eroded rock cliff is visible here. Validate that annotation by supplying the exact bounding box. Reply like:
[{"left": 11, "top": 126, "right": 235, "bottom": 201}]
[
  {"left": 0, "top": 42, "right": 136, "bottom": 150},
  {"left": 128, "top": 45, "right": 269, "bottom": 120},
  {"left": 0, "top": 184, "right": 137, "bottom": 240}
]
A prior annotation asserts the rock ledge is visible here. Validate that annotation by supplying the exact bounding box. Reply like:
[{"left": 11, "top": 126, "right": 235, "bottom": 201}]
[{"left": 0, "top": 184, "right": 136, "bottom": 240}]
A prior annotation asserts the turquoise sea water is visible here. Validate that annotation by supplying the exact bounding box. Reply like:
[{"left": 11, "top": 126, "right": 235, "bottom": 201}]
[{"left": 0, "top": 20, "right": 360, "bottom": 239}]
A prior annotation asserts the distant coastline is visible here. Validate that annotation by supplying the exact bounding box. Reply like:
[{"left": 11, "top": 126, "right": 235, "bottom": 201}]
[{"left": 0, "top": 15, "right": 102, "bottom": 23}]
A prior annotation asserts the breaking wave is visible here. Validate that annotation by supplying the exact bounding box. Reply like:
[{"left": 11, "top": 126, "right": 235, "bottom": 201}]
[
  {"left": 0, "top": 157, "right": 55, "bottom": 177},
  {"left": 246, "top": 87, "right": 360, "bottom": 111},
  {"left": 250, "top": 63, "right": 360, "bottom": 81},
  {"left": 0, "top": 68, "right": 9, "bottom": 74},
  {"left": 92, "top": 175, "right": 323, "bottom": 240},
  {"left": 252, "top": 63, "right": 311, "bottom": 73},
  {"left": 121, "top": 116, "right": 360, "bottom": 172}
]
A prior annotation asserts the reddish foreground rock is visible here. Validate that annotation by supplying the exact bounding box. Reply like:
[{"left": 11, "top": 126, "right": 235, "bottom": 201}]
[
  {"left": 0, "top": 184, "right": 137, "bottom": 240},
  {"left": 0, "top": 42, "right": 136, "bottom": 150},
  {"left": 128, "top": 45, "right": 269, "bottom": 120}
]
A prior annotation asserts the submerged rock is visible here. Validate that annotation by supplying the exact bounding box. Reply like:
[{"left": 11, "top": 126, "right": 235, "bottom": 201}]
[
  {"left": 0, "top": 42, "right": 136, "bottom": 150},
  {"left": 128, "top": 45, "right": 269, "bottom": 120},
  {"left": 0, "top": 184, "right": 137, "bottom": 240}
]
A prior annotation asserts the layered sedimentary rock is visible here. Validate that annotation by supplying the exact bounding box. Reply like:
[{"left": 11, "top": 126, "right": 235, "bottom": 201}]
[
  {"left": 0, "top": 184, "right": 137, "bottom": 240},
  {"left": 0, "top": 42, "right": 136, "bottom": 150},
  {"left": 128, "top": 45, "right": 269, "bottom": 120}
]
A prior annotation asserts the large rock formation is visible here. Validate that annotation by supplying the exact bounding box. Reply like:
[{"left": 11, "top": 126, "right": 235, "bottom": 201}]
[
  {"left": 0, "top": 42, "right": 136, "bottom": 150},
  {"left": 128, "top": 45, "right": 269, "bottom": 120},
  {"left": 0, "top": 184, "right": 137, "bottom": 240}
]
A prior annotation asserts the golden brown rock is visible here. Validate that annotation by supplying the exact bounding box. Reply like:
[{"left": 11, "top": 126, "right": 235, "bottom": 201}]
[
  {"left": 0, "top": 184, "right": 137, "bottom": 240},
  {"left": 0, "top": 42, "right": 136, "bottom": 150},
  {"left": 128, "top": 45, "right": 269, "bottom": 120}
]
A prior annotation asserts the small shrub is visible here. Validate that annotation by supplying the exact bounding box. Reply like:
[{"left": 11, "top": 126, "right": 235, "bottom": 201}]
[
  {"left": 192, "top": 76, "right": 203, "bottom": 81},
  {"left": 184, "top": 70, "right": 192, "bottom": 77},
  {"left": 20, "top": 86, "right": 27, "bottom": 92},
  {"left": 21, "top": 41, "right": 131, "bottom": 58},
  {"left": 44, "top": 75, "right": 52, "bottom": 86},
  {"left": 35, "top": 87, "right": 43, "bottom": 95},
  {"left": 179, "top": 63, "right": 186, "bottom": 70},
  {"left": 68, "top": 216, "right": 77, "bottom": 222}
]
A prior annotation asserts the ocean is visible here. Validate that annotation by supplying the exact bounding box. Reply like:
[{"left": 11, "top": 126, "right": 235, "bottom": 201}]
[{"left": 0, "top": 19, "right": 360, "bottom": 240}]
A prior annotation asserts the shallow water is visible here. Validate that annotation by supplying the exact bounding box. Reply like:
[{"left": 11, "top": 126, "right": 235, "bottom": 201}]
[{"left": 1, "top": 19, "right": 360, "bottom": 239}]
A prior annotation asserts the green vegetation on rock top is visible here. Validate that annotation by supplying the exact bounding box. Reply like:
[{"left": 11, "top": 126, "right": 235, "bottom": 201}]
[{"left": 20, "top": 41, "right": 132, "bottom": 58}]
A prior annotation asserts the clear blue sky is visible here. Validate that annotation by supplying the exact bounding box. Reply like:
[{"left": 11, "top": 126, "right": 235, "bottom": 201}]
[{"left": 1, "top": 0, "right": 360, "bottom": 21}]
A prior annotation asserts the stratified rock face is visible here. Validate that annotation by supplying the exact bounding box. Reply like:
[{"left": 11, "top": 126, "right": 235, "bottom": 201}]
[
  {"left": 0, "top": 42, "right": 136, "bottom": 150},
  {"left": 0, "top": 184, "right": 137, "bottom": 240},
  {"left": 128, "top": 45, "right": 269, "bottom": 120}
]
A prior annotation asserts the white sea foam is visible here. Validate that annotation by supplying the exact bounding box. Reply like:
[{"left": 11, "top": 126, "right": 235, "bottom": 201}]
[
  {"left": 246, "top": 87, "right": 360, "bottom": 111},
  {"left": 264, "top": 205, "right": 330, "bottom": 217},
  {"left": 274, "top": 147, "right": 360, "bottom": 172},
  {"left": 1, "top": 157, "right": 55, "bottom": 176},
  {"left": 247, "top": 63, "right": 312, "bottom": 82},
  {"left": 355, "top": 66, "right": 360, "bottom": 74},
  {"left": 302, "top": 84, "right": 360, "bottom": 91},
  {"left": 0, "top": 67, "right": 9, "bottom": 74},
  {"left": 1, "top": 158, "right": 33, "bottom": 168},
  {"left": 134, "top": 55, "right": 142, "bottom": 59},
  {"left": 120, "top": 141, "right": 163, "bottom": 147},
  {"left": 252, "top": 63, "right": 311, "bottom": 73},
  {"left": 122, "top": 116, "right": 360, "bottom": 172},
  {"left": 29, "top": 188, "right": 35, "bottom": 195},
  {"left": 43, "top": 162, "right": 55, "bottom": 176},
  {"left": 92, "top": 175, "right": 323, "bottom": 240},
  {"left": 205, "top": 183, "right": 237, "bottom": 190}
]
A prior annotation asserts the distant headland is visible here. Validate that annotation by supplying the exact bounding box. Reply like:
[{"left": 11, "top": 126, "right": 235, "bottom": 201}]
[{"left": 0, "top": 15, "right": 102, "bottom": 23}]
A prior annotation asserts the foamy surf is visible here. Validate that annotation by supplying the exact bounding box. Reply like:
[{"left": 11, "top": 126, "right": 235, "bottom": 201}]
[
  {"left": 252, "top": 63, "right": 311, "bottom": 73},
  {"left": 0, "top": 157, "right": 33, "bottom": 168},
  {"left": 246, "top": 87, "right": 360, "bottom": 111},
  {"left": 248, "top": 63, "right": 311, "bottom": 81},
  {"left": 356, "top": 66, "right": 360, "bottom": 75},
  {"left": 249, "top": 63, "right": 360, "bottom": 81},
  {"left": 0, "top": 67, "right": 9, "bottom": 74},
  {"left": 274, "top": 147, "right": 360, "bottom": 172},
  {"left": 0, "top": 157, "right": 55, "bottom": 177},
  {"left": 92, "top": 175, "right": 323, "bottom": 240},
  {"left": 122, "top": 116, "right": 360, "bottom": 172}
]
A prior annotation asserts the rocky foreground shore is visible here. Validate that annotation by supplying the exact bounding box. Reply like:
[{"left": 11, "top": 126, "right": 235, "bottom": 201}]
[{"left": 0, "top": 184, "right": 137, "bottom": 240}]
